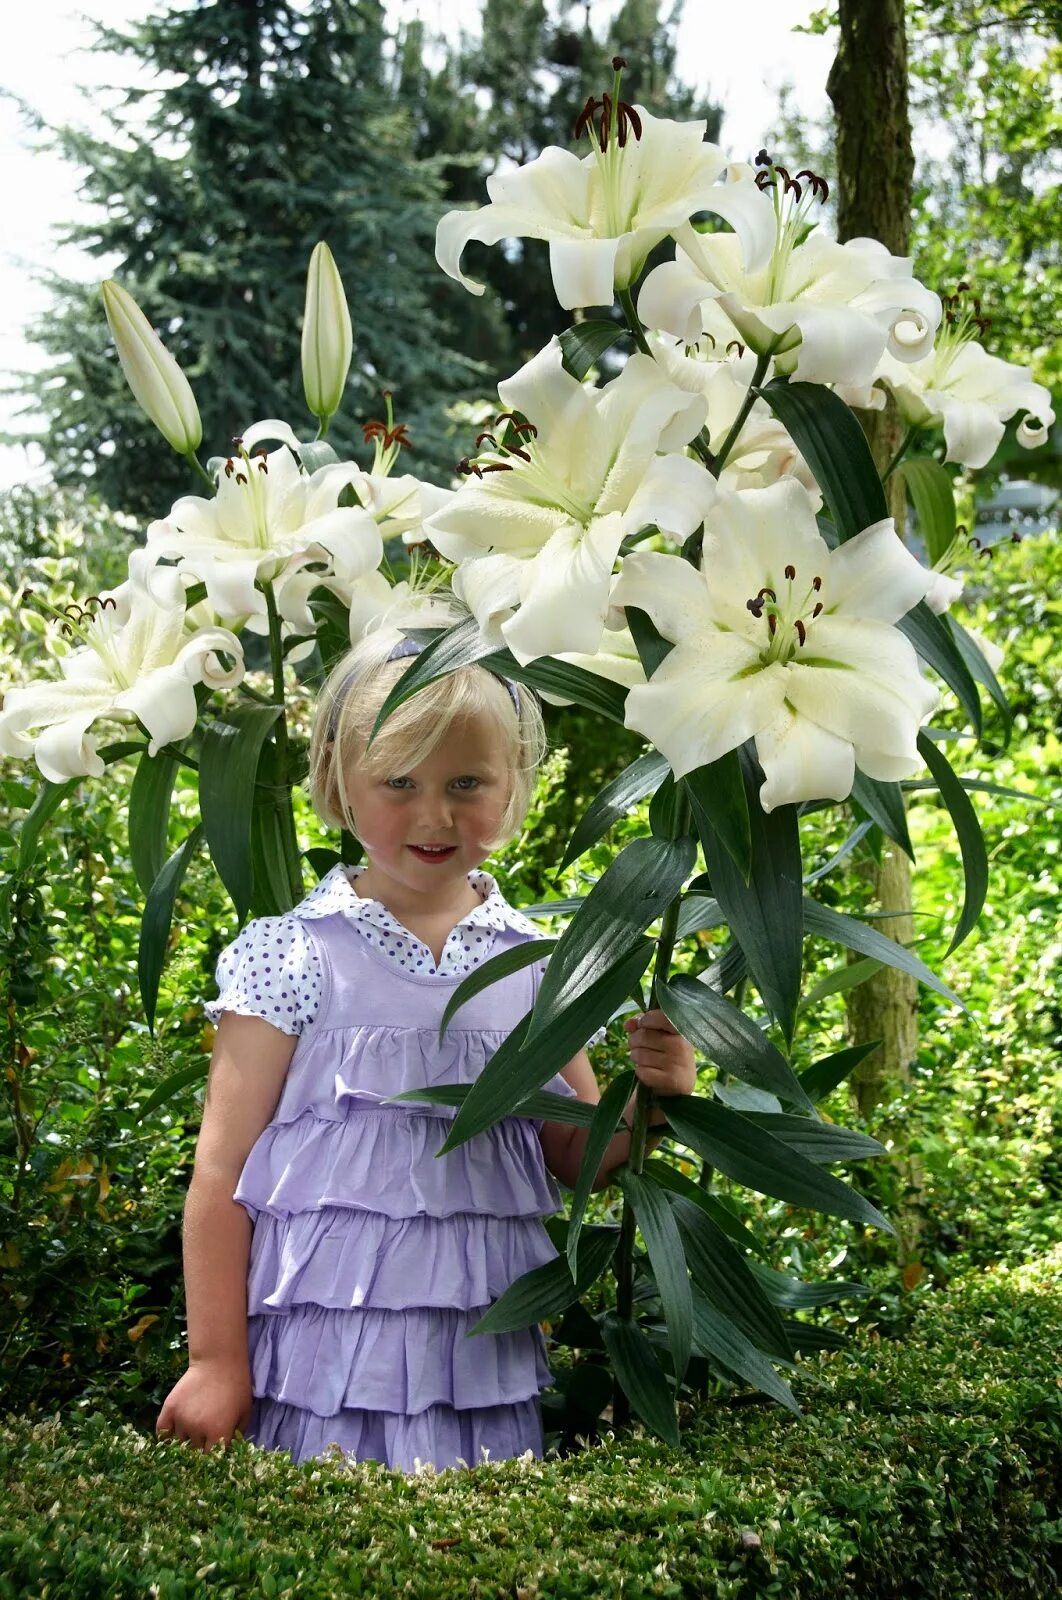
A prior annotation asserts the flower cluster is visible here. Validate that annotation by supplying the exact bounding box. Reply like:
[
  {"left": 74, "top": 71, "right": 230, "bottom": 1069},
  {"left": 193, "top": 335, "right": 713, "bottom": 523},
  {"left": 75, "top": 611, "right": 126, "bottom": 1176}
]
[{"left": 1, "top": 66, "right": 1041, "bottom": 814}]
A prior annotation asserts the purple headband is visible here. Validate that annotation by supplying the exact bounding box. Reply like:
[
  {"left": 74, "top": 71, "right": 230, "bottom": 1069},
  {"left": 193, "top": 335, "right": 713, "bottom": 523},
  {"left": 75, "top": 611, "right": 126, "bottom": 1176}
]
[{"left": 326, "top": 636, "right": 520, "bottom": 739}]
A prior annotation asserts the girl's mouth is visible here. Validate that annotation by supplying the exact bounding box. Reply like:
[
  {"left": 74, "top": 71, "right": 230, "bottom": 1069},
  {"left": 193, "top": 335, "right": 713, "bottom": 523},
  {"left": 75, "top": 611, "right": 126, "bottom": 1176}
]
[{"left": 408, "top": 845, "right": 458, "bottom": 864}]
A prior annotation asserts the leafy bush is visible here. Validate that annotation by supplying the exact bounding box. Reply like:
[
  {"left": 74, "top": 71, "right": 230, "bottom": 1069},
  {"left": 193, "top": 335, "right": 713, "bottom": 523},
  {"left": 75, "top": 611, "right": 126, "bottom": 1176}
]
[{"left": 2, "top": 1251, "right": 1058, "bottom": 1599}]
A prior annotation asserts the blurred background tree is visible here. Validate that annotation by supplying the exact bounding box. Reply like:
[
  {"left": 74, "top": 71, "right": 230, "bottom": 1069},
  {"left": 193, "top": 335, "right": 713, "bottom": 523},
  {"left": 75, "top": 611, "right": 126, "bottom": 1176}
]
[{"left": 798, "top": 0, "right": 1061, "bottom": 423}]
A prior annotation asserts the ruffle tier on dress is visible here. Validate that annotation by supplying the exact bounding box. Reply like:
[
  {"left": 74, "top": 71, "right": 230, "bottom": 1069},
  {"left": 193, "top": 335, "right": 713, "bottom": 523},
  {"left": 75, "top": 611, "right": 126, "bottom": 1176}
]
[{"left": 239, "top": 1019, "right": 573, "bottom": 1472}]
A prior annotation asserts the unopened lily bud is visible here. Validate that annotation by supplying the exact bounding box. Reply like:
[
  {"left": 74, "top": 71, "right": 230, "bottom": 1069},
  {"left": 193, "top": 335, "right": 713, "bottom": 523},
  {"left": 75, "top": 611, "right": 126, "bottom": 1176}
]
[
  {"left": 302, "top": 242, "right": 353, "bottom": 427},
  {"left": 101, "top": 280, "right": 202, "bottom": 456}
]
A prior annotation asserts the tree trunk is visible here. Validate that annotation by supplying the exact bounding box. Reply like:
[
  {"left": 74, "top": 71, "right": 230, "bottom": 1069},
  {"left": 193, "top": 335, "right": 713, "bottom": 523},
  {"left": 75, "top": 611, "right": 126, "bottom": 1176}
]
[{"left": 827, "top": 2, "right": 923, "bottom": 1261}]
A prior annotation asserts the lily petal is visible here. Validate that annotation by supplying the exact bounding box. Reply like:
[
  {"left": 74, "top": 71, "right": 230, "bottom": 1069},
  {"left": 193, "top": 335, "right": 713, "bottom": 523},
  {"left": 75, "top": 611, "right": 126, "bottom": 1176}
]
[
  {"left": 501, "top": 513, "right": 627, "bottom": 664},
  {"left": 623, "top": 638, "right": 787, "bottom": 779},
  {"left": 824, "top": 518, "right": 934, "bottom": 623},
  {"left": 755, "top": 704, "right": 856, "bottom": 812}
]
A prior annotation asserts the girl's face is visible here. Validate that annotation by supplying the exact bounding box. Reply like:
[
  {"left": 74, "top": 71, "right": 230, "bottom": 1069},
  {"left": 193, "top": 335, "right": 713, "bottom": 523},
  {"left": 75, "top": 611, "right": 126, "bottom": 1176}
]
[{"left": 343, "top": 709, "right": 513, "bottom": 909}]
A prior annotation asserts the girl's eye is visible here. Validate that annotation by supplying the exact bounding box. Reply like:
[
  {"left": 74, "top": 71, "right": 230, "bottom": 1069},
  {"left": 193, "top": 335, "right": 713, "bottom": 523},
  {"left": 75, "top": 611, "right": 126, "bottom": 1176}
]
[
  {"left": 452, "top": 776, "right": 479, "bottom": 791},
  {"left": 385, "top": 777, "right": 413, "bottom": 791}
]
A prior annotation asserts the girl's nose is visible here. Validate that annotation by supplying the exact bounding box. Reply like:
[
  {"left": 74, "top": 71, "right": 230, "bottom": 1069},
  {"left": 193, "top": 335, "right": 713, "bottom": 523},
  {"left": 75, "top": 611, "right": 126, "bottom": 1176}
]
[{"left": 419, "top": 791, "right": 454, "bottom": 832}]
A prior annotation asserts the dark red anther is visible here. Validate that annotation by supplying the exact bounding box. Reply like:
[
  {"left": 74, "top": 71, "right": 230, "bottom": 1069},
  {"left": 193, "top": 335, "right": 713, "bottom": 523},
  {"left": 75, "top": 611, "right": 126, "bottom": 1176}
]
[
  {"left": 224, "top": 459, "right": 235, "bottom": 478},
  {"left": 767, "top": 614, "right": 777, "bottom": 637},
  {"left": 235, "top": 471, "right": 248, "bottom": 486},
  {"left": 755, "top": 169, "right": 775, "bottom": 191},
  {"left": 757, "top": 586, "right": 777, "bottom": 603},
  {"left": 787, "top": 177, "right": 803, "bottom": 200},
  {"left": 812, "top": 575, "right": 822, "bottom": 591},
  {"left": 574, "top": 95, "right": 601, "bottom": 141},
  {"left": 510, "top": 420, "right": 539, "bottom": 438},
  {"left": 621, "top": 102, "right": 642, "bottom": 142},
  {"left": 474, "top": 432, "right": 498, "bottom": 449},
  {"left": 506, "top": 445, "right": 532, "bottom": 462},
  {"left": 774, "top": 165, "right": 791, "bottom": 184},
  {"left": 257, "top": 457, "right": 268, "bottom": 473},
  {"left": 599, "top": 102, "right": 611, "bottom": 150},
  {"left": 482, "top": 462, "right": 515, "bottom": 473},
  {"left": 726, "top": 340, "right": 746, "bottom": 358},
  {"left": 795, "top": 619, "right": 806, "bottom": 645},
  {"left": 784, "top": 564, "right": 796, "bottom": 580},
  {"left": 812, "top": 602, "right": 823, "bottom": 619}
]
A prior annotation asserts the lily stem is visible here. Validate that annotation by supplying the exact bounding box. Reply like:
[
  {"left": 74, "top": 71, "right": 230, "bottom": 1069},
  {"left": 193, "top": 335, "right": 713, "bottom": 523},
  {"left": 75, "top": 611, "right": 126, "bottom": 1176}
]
[
  {"left": 710, "top": 350, "right": 772, "bottom": 480},
  {"left": 882, "top": 425, "right": 919, "bottom": 483},
  {"left": 618, "top": 287, "right": 654, "bottom": 359},
  {"left": 264, "top": 583, "right": 305, "bottom": 908},
  {"left": 184, "top": 451, "right": 217, "bottom": 493},
  {"left": 612, "top": 790, "right": 691, "bottom": 1428}
]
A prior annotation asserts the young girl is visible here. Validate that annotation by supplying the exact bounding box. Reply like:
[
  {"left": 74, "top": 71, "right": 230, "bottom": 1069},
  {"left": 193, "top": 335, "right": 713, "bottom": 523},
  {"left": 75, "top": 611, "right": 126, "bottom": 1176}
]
[{"left": 156, "top": 636, "right": 695, "bottom": 1472}]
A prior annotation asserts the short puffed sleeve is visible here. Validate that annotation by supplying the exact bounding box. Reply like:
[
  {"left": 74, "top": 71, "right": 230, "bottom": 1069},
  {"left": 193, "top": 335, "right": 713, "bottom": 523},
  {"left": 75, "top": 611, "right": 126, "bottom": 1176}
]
[{"left": 204, "top": 916, "right": 322, "bottom": 1036}]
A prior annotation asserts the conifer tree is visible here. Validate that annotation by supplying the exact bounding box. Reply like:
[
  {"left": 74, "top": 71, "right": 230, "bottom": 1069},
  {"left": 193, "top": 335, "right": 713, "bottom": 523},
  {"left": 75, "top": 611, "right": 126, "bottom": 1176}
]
[{"left": 16, "top": 0, "right": 484, "bottom": 517}]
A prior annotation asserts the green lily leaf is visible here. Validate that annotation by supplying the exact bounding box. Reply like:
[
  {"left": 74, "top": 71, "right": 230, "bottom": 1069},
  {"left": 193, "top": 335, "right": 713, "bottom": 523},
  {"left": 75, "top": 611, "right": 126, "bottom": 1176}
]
[
  {"left": 758, "top": 378, "right": 888, "bottom": 541},
  {"left": 567, "top": 1071, "right": 634, "bottom": 1280},
  {"left": 469, "top": 1226, "right": 619, "bottom": 1335},
  {"left": 657, "top": 975, "right": 813, "bottom": 1110},
  {"left": 916, "top": 730, "right": 989, "bottom": 954},
  {"left": 199, "top": 703, "right": 282, "bottom": 921},
  {"left": 559, "top": 751, "right": 670, "bottom": 872},
  {"left": 616, "top": 1168, "right": 694, "bottom": 1384},
  {"left": 138, "top": 826, "right": 202, "bottom": 1032},
  {"left": 600, "top": 1312, "right": 679, "bottom": 1446},
  {"left": 529, "top": 836, "right": 695, "bottom": 1041},
  {"left": 662, "top": 1095, "right": 894, "bottom": 1234},
  {"left": 439, "top": 938, "right": 655, "bottom": 1152}
]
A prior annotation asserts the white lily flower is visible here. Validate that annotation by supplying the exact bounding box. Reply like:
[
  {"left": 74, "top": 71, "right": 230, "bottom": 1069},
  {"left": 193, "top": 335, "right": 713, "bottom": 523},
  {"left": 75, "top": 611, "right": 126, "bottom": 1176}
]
[
  {"left": 437, "top": 65, "right": 729, "bottom": 311},
  {"left": 144, "top": 419, "right": 384, "bottom": 633},
  {"left": 638, "top": 159, "right": 941, "bottom": 387},
  {"left": 0, "top": 567, "right": 243, "bottom": 783},
  {"left": 302, "top": 243, "right": 354, "bottom": 426},
  {"left": 102, "top": 280, "right": 202, "bottom": 456},
  {"left": 611, "top": 478, "right": 940, "bottom": 812},
  {"left": 424, "top": 337, "right": 715, "bottom": 664},
  {"left": 650, "top": 334, "right": 821, "bottom": 504},
  {"left": 840, "top": 287, "right": 1055, "bottom": 469}
]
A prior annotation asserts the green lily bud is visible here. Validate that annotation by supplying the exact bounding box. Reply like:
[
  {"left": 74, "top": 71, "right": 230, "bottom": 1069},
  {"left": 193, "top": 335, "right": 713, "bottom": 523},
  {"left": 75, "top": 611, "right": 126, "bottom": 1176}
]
[
  {"left": 101, "top": 280, "right": 203, "bottom": 456},
  {"left": 302, "top": 242, "right": 353, "bottom": 428}
]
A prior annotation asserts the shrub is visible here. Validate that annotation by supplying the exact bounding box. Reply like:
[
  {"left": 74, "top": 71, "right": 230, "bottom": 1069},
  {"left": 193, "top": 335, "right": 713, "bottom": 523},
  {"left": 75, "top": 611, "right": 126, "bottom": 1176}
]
[{"left": 1, "top": 1252, "right": 1058, "bottom": 1600}]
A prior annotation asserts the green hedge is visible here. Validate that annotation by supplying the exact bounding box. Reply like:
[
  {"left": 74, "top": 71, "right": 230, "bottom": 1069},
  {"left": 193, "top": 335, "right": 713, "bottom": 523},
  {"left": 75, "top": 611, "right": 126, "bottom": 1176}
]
[{"left": 3, "top": 1251, "right": 1058, "bottom": 1600}]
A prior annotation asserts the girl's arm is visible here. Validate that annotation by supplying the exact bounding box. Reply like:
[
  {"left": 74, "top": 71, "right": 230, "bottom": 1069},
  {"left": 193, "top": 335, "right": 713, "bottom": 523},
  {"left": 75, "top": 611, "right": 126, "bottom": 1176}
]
[
  {"left": 539, "top": 1010, "right": 696, "bottom": 1192},
  {"left": 156, "top": 1013, "right": 296, "bottom": 1450}
]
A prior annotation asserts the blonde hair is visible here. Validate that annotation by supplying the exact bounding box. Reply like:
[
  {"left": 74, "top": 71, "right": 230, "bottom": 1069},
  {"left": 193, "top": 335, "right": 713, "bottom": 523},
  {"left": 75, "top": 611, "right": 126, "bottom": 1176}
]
[{"left": 308, "top": 635, "right": 547, "bottom": 851}]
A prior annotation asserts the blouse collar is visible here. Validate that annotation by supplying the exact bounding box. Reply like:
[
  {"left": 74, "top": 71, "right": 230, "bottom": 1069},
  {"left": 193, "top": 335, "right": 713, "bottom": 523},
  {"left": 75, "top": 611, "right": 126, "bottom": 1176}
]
[{"left": 292, "top": 862, "right": 541, "bottom": 939}]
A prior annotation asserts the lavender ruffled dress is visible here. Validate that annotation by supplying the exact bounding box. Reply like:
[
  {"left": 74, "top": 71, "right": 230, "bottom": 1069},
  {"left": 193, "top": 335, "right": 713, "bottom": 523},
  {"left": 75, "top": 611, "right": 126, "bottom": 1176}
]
[{"left": 216, "top": 876, "right": 577, "bottom": 1472}]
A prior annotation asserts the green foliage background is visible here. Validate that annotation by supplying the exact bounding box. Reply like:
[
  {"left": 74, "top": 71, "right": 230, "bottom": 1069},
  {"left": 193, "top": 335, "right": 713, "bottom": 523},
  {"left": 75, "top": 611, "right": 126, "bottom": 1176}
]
[{"left": 1, "top": 488, "right": 1057, "bottom": 1433}]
